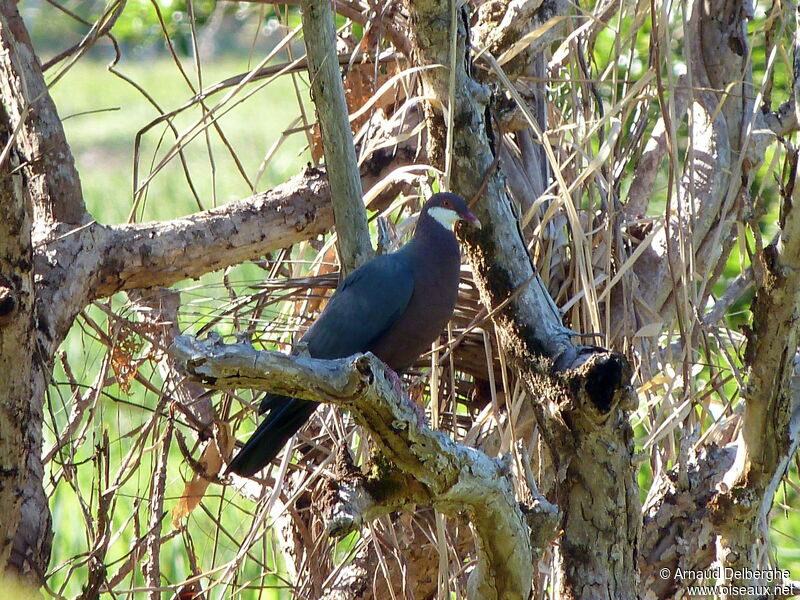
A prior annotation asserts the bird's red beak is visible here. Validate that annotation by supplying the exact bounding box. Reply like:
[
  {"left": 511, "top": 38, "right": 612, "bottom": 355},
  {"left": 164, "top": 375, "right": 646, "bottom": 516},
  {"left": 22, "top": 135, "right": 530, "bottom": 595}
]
[{"left": 463, "top": 210, "right": 482, "bottom": 229}]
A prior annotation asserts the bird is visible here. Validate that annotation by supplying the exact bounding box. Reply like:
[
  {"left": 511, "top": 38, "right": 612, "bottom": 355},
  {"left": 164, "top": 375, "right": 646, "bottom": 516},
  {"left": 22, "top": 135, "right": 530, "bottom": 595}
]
[{"left": 227, "top": 193, "right": 481, "bottom": 477}]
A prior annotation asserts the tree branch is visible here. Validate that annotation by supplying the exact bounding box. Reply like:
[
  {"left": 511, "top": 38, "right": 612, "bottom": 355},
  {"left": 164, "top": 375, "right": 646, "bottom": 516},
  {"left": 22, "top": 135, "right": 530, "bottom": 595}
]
[
  {"left": 36, "top": 167, "right": 333, "bottom": 343},
  {"left": 403, "top": 0, "right": 640, "bottom": 596},
  {"left": 301, "top": 0, "right": 372, "bottom": 273},
  {"left": 630, "top": 6, "right": 800, "bottom": 595},
  {"left": 473, "top": 0, "right": 569, "bottom": 82},
  {"left": 623, "top": 76, "right": 691, "bottom": 222},
  {"left": 629, "top": 0, "right": 781, "bottom": 327},
  {"left": 171, "top": 334, "right": 545, "bottom": 600},
  {"left": 710, "top": 145, "right": 800, "bottom": 593},
  {"left": 640, "top": 443, "right": 736, "bottom": 598},
  {"left": 0, "top": 5, "right": 73, "bottom": 578},
  {"left": 0, "top": 69, "right": 34, "bottom": 574},
  {"left": 0, "top": 2, "right": 86, "bottom": 225}
]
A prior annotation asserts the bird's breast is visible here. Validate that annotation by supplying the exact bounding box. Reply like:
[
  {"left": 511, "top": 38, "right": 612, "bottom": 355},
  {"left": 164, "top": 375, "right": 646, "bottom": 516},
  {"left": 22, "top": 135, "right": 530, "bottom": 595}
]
[{"left": 368, "top": 242, "right": 461, "bottom": 371}]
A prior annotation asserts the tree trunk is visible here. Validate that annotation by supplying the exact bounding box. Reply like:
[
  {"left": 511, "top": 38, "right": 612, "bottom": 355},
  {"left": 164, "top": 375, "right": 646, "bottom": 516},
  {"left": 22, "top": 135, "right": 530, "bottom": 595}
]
[{"left": 402, "top": 0, "right": 641, "bottom": 597}]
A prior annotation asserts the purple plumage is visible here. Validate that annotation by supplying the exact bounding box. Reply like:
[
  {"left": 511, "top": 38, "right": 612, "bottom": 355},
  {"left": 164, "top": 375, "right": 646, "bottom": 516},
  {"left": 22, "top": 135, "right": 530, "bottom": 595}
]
[{"left": 227, "top": 193, "right": 480, "bottom": 477}]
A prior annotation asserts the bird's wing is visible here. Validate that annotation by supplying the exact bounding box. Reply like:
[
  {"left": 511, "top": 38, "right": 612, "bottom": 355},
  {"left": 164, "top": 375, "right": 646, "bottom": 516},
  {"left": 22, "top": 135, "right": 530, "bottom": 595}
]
[
  {"left": 227, "top": 398, "right": 318, "bottom": 476},
  {"left": 300, "top": 252, "right": 415, "bottom": 359}
]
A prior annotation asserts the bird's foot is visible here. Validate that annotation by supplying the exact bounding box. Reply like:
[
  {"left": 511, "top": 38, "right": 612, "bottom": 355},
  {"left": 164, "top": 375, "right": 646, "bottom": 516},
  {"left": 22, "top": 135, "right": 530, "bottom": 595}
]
[
  {"left": 383, "top": 365, "right": 404, "bottom": 394},
  {"left": 382, "top": 365, "right": 427, "bottom": 428},
  {"left": 410, "top": 398, "right": 427, "bottom": 428}
]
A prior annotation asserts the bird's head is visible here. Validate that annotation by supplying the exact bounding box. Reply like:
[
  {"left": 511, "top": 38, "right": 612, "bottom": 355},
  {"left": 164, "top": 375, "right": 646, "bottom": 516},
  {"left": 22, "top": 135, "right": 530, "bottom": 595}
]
[{"left": 424, "top": 193, "right": 482, "bottom": 231}]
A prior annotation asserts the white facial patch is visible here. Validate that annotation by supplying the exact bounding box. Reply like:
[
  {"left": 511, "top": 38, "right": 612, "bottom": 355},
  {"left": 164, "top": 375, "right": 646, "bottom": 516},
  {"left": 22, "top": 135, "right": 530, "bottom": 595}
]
[{"left": 428, "top": 207, "right": 461, "bottom": 230}]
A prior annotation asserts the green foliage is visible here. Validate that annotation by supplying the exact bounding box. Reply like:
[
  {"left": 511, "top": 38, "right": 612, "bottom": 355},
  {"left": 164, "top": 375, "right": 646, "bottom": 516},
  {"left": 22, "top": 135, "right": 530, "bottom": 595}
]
[{"left": 111, "top": 0, "right": 218, "bottom": 53}]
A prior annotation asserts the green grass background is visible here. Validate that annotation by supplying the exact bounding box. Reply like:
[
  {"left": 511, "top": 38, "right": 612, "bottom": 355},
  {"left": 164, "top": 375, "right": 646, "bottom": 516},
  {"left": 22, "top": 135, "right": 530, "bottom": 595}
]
[{"left": 46, "top": 57, "right": 311, "bottom": 599}]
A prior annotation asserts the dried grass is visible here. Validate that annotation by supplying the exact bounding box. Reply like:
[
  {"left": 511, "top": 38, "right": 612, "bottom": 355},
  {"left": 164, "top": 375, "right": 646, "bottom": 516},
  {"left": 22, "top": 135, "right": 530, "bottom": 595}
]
[{"left": 42, "top": 0, "right": 799, "bottom": 598}]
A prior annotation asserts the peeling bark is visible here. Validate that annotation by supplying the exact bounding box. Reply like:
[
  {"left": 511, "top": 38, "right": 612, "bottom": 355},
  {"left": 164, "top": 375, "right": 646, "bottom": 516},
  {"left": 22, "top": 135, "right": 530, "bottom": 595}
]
[
  {"left": 709, "top": 145, "right": 800, "bottom": 596},
  {"left": 172, "top": 335, "right": 542, "bottom": 600},
  {"left": 403, "top": 1, "right": 641, "bottom": 597}
]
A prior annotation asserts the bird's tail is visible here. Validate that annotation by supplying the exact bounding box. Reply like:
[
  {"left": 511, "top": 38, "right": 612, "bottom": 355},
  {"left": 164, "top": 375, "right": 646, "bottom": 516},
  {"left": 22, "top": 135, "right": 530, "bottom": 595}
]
[{"left": 227, "top": 396, "right": 318, "bottom": 477}]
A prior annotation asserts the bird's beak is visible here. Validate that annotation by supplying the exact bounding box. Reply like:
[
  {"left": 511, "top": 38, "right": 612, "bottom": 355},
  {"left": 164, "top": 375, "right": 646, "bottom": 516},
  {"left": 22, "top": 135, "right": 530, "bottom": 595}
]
[{"left": 463, "top": 211, "right": 482, "bottom": 229}]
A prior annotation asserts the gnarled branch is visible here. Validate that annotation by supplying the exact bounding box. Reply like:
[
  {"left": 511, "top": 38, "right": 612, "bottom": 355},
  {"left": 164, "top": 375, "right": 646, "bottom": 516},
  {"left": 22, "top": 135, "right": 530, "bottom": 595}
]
[
  {"left": 36, "top": 167, "right": 332, "bottom": 343},
  {"left": 403, "top": 0, "right": 640, "bottom": 596},
  {"left": 171, "top": 334, "right": 553, "bottom": 600}
]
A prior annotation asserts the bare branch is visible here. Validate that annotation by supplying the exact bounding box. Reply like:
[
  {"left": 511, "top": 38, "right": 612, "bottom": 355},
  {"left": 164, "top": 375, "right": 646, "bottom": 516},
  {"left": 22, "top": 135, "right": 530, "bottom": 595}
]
[
  {"left": 36, "top": 168, "right": 333, "bottom": 343},
  {"left": 623, "top": 77, "right": 691, "bottom": 221},
  {"left": 403, "top": 0, "right": 640, "bottom": 596},
  {"left": 301, "top": 0, "right": 372, "bottom": 273},
  {"left": 130, "top": 288, "right": 215, "bottom": 437},
  {"left": 171, "top": 334, "right": 542, "bottom": 600},
  {"left": 0, "top": 2, "right": 86, "bottom": 225},
  {"left": 0, "top": 65, "right": 34, "bottom": 575},
  {"left": 710, "top": 146, "right": 800, "bottom": 591},
  {"left": 761, "top": 98, "right": 798, "bottom": 137},
  {"left": 143, "top": 420, "right": 172, "bottom": 600}
]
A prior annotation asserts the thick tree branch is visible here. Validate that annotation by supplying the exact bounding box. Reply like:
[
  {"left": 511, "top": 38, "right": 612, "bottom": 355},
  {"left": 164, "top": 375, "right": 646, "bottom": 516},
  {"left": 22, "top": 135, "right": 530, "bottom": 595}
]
[
  {"left": 301, "top": 0, "right": 372, "bottom": 273},
  {"left": 709, "top": 146, "right": 800, "bottom": 595},
  {"left": 0, "top": 4, "right": 76, "bottom": 578},
  {"left": 171, "top": 334, "right": 542, "bottom": 600},
  {"left": 36, "top": 168, "right": 333, "bottom": 344},
  {"left": 0, "top": 3, "right": 86, "bottom": 226},
  {"left": 0, "top": 84, "right": 34, "bottom": 574},
  {"left": 404, "top": 0, "right": 640, "bottom": 597}
]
